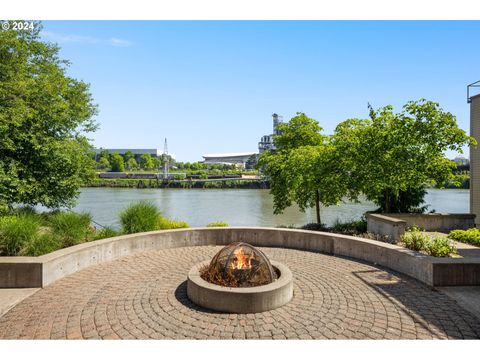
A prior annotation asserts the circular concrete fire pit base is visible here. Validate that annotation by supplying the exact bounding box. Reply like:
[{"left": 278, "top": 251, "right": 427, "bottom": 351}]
[{"left": 186, "top": 260, "right": 293, "bottom": 313}]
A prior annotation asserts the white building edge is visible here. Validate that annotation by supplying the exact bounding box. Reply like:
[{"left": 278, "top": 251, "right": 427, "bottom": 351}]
[
  {"left": 201, "top": 152, "right": 256, "bottom": 167},
  {"left": 469, "top": 80, "right": 480, "bottom": 226}
]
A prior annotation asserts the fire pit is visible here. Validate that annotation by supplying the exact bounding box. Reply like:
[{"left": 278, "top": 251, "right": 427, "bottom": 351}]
[{"left": 187, "top": 242, "right": 293, "bottom": 313}]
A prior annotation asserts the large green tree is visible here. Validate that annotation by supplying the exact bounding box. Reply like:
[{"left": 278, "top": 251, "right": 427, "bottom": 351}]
[
  {"left": 97, "top": 156, "right": 111, "bottom": 170},
  {"left": 124, "top": 150, "right": 135, "bottom": 163},
  {"left": 332, "top": 100, "right": 475, "bottom": 212},
  {"left": 0, "top": 22, "right": 98, "bottom": 211},
  {"left": 126, "top": 157, "right": 138, "bottom": 171},
  {"left": 258, "top": 112, "right": 347, "bottom": 224},
  {"left": 110, "top": 153, "right": 125, "bottom": 172},
  {"left": 140, "top": 154, "right": 155, "bottom": 170}
]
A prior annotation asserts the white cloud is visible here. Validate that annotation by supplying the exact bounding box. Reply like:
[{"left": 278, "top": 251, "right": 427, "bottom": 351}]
[
  {"left": 41, "top": 31, "right": 132, "bottom": 47},
  {"left": 110, "top": 37, "right": 133, "bottom": 47},
  {"left": 41, "top": 31, "right": 100, "bottom": 44}
]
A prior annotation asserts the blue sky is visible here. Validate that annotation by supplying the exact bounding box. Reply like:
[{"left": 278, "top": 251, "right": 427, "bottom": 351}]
[{"left": 41, "top": 21, "right": 480, "bottom": 162}]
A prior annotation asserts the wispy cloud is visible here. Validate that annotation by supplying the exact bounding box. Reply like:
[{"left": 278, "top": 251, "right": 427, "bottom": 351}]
[
  {"left": 41, "top": 31, "right": 132, "bottom": 47},
  {"left": 110, "top": 38, "right": 133, "bottom": 47},
  {"left": 41, "top": 31, "right": 100, "bottom": 44}
]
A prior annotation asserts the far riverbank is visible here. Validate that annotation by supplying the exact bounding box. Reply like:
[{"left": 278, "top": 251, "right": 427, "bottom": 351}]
[{"left": 83, "top": 178, "right": 268, "bottom": 189}]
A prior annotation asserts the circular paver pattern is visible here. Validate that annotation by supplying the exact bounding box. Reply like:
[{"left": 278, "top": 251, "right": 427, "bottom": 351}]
[{"left": 1, "top": 246, "right": 479, "bottom": 339}]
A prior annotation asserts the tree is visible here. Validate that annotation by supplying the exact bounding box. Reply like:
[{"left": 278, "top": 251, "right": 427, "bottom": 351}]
[
  {"left": 258, "top": 112, "right": 346, "bottom": 224},
  {"left": 152, "top": 156, "right": 161, "bottom": 170},
  {"left": 97, "top": 156, "right": 111, "bottom": 170},
  {"left": 0, "top": 22, "right": 98, "bottom": 211},
  {"left": 140, "top": 154, "right": 155, "bottom": 170},
  {"left": 98, "top": 149, "right": 110, "bottom": 160},
  {"left": 332, "top": 100, "right": 475, "bottom": 213},
  {"left": 245, "top": 154, "right": 258, "bottom": 170},
  {"left": 110, "top": 153, "right": 125, "bottom": 172},
  {"left": 126, "top": 157, "right": 138, "bottom": 171},
  {"left": 274, "top": 112, "right": 325, "bottom": 151},
  {"left": 124, "top": 151, "right": 135, "bottom": 163},
  {"left": 190, "top": 162, "right": 201, "bottom": 170}
]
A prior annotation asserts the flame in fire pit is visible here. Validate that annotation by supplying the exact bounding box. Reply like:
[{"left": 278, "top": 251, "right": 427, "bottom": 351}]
[{"left": 231, "top": 247, "right": 254, "bottom": 270}]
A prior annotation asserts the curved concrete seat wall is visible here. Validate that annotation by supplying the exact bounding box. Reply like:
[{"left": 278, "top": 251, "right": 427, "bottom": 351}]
[{"left": 0, "top": 227, "right": 479, "bottom": 288}]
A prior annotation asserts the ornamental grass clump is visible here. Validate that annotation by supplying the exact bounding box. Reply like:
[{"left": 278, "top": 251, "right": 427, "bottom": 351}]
[
  {"left": 0, "top": 215, "right": 40, "bottom": 256},
  {"left": 47, "top": 212, "right": 94, "bottom": 248},
  {"left": 22, "top": 232, "right": 60, "bottom": 257},
  {"left": 424, "top": 237, "right": 458, "bottom": 258},
  {"left": 120, "top": 201, "right": 161, "bottom": 234},
  {"left": 400, "top": 226, "right": 427, "bottom": 252},
  {"left": 206, "top": 221, "right": 229, "bottom": 227},
  {"left": 156, "top": 217, "right": 189, "bottom": 230},
  {"left": 401, "top": 226, "right": 457, "bottom": 257},
  {"left": 448, "top": 228, "right": 480, "bottom": 246},
  {"left": 93, "top": 227, "right": 120, "bottom": 240}
]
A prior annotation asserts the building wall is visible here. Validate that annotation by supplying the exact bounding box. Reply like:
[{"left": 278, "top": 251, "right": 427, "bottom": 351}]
[{"left": 470, "top": 94, "right": 480, "bottom": 226}]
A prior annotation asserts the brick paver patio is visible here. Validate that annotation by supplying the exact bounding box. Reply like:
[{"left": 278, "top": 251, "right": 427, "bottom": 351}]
[{"left": 0, "top": 246, "right": 479, "bottom": 339}]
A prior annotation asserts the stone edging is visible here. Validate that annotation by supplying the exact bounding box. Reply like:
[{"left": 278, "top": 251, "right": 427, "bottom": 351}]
[{"left": 0, "top": 227, "right": 479, "bottom": 288}]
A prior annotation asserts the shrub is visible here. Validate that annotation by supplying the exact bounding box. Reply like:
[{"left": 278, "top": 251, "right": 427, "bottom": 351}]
[
  {"left": 156, "top": 217, "right": 190, "bottom": 230},
  {"left": 0, "top": 215, "right": 40, "bottom": 256},
  {"left": 120, "top": 201, "right": 161, "bottom": 234},
  {"left": 424, "top": 237, "right": 458, "bottom": 257},
  {"left": 206, "top": 221, "right": 229, "bottom": 227},
  {"left": 332, "top": 218, "right": 367, "bottom": 235},
  {"left": 93, "top": 227, "right": 120, "bottom": 240},
  {"left": 401, "top": 227, "right": 427, "bottom": 251},
  {"left": 448, "top": 228, "right": 480, "bottom": 246},
  {"left": 300, "top": 223, "right": 329, "bottom": 232},
  {"left": 406, "top": 225, "right": 425, "bottom": 232},
  {"left": 47, "top": 212, "right": 94, "bottom": 247}
]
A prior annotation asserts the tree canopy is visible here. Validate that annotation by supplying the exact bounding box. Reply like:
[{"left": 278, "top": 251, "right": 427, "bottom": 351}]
[
  {"left": 140, "top": 154, "right": 156, "bottom": 170},
  {"left": 110, "top": 153, "right": 125, "bottom": 172},
  {"left": 0, "top": 22, "right": 98, "bottom": 211},
  {"left": 258, "top": 112, "right": 347, "bottom": 223},
  {"left": 259, "top": 101, "right": 474, "bottom": 222},
  {"left": 332, "top": 100, "right": 475, "bottom": 212}
]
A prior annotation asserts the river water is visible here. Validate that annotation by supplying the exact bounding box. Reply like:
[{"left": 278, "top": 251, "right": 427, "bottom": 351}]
[{"left": 70, "top": 188, "right": 469, "bottom": 229}]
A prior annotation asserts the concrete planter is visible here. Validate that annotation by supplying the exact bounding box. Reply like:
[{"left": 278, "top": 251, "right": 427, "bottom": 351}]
[
  {"left": 367, "top": 213, "right": 476, "bottom": 242},
  {"left": 186, "top": 260, "right": 293, "bottom": 313},
  {"left": 1, "top": 227, "right": 479, "bottom": 288}
]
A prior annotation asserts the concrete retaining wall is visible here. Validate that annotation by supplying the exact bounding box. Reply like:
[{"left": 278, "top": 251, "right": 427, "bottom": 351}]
[
  {"left": 1, "top": 227, "right": 479, "bottom": 288},
  {"left": 367, "top": 213, "right": 475, "bottom": 242},
  {"left": 366, "top": 214, "right": 406, "bottom": 242}
]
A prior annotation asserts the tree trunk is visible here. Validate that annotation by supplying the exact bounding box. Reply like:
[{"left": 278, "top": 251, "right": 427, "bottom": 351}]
[
  {"left": 384, "top": 188, "right": 390, "bottom": 213},
  {"left": 315, "top": 189, "right": 321, "bottom": 224}
]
